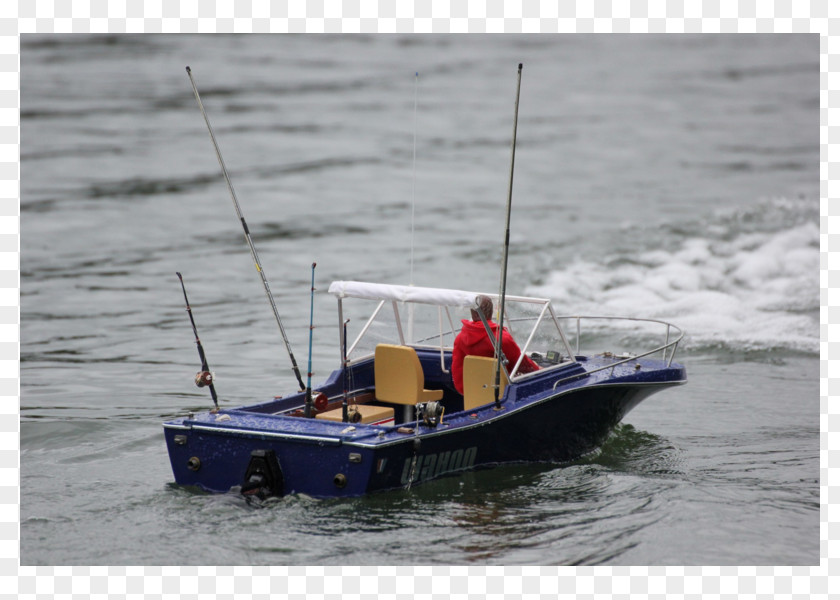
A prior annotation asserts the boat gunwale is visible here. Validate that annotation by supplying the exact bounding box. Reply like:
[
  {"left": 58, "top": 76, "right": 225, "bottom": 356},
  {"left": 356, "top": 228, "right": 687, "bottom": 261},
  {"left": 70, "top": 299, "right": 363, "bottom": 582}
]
[{"left": 163, "top": 367, "right": 687, "bottom": 450}]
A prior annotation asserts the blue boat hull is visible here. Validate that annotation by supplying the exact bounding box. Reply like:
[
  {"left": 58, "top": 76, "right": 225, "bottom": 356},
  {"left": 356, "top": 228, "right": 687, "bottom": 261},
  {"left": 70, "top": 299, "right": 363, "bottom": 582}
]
[{"left": 163, "top": 368, "right": 684, "bottom": 498}]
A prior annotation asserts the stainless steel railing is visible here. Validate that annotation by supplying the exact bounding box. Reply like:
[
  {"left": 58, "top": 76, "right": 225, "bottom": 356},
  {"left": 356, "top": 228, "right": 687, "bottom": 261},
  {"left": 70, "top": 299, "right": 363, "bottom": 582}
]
[{"left": 550, "top": 316, "right": 685, "bottom": 390}]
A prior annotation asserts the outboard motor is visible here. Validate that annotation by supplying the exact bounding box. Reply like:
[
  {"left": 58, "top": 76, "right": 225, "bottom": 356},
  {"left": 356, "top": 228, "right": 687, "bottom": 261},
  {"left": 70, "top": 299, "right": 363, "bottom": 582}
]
[{"left": 241, "top": 449, "right": 284, "bottom": 499}]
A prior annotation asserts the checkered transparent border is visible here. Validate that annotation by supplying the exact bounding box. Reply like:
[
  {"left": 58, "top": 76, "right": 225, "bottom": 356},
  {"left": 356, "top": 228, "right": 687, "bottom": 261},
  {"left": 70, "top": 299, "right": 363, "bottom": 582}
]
[{"left": 2, "top": 0, "right": 837, "bottom": 598}]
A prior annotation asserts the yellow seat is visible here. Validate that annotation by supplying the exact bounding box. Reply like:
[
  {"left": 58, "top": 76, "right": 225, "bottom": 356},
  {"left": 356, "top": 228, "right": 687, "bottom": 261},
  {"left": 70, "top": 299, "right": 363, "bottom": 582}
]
[
  {"left": 462, "top": 355, "right": 508, "bottom": 411},
  {"left": 374, "top": 344, "right": 444, "bottom": 406}
]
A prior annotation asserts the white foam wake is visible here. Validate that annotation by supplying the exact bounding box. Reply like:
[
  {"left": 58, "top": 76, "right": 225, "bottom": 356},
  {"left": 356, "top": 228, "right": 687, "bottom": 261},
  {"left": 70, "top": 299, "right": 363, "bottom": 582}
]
[{"left": 529, "top": 200, "right": 818, "bottom": 354}]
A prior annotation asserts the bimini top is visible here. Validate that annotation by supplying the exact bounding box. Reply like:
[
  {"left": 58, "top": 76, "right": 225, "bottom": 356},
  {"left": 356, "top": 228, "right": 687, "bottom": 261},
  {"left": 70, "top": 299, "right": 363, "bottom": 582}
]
[
  {"left": 328, "top": 281, "right": 479, "bottom": 308},
  {"left": 328, "top": 281, "right": 551, "bottom": 309}
]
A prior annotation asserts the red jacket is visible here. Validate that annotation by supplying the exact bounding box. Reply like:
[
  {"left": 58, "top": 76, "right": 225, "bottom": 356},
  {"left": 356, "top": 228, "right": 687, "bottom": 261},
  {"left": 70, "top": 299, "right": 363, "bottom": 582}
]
[{"left": 451, "top": 319, "right": 539, "bottom": 394}]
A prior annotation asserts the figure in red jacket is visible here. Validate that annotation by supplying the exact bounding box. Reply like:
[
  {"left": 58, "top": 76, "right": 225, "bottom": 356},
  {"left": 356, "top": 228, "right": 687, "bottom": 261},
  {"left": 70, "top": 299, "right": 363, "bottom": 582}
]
[{"left": 451, "top": 294, "right": 539, "bottom": 395}]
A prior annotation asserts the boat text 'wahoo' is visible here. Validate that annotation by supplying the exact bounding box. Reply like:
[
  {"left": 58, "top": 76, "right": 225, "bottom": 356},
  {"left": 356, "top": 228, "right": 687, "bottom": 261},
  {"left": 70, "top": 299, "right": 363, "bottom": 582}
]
[{"left": 400, "top": 447, "right": 478, "bottom": 484}]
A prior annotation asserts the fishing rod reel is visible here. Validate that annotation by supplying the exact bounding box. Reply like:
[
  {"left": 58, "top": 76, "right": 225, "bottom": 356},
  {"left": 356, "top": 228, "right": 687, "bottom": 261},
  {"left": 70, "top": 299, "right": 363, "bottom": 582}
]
[
  {"left": 176, "top": 272, "right": 220, "bottom": 412},
  {"left": 194, "top": 370, "right": 214, "bottom": 388},
  {"left": 313, "top": 392, "right": 328, "bottom": 412},
  {"left": 417, "top": 401, "right": 444, "bottom": 428},
  {"left": 346, "top": 405, "right": 363, "bottom": 424}
]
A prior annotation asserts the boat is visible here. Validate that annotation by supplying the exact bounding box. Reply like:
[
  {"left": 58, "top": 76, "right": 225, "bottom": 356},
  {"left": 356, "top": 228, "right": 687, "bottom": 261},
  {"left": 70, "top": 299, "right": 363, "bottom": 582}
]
[
  {"left": 163, "top": 65, "right": 687, "bottom": 499},
  {"left": 163, "top": 280, "right": 686, "bottom": 498}
]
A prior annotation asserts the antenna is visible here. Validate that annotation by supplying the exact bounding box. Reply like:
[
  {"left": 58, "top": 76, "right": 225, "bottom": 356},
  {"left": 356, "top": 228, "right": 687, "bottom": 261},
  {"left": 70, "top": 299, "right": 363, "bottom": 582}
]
[
  {"left": 408, "top": 72, "right": 419, "bottom": 345},
  {"left": 410, "top": 71, "right": 418, "bottom": 286}
]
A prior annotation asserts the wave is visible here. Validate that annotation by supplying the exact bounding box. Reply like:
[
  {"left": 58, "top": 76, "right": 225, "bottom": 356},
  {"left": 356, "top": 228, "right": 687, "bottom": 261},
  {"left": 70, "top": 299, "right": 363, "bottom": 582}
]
[{"left": 529, "top": 198, "right": 818, "bottom": 354}]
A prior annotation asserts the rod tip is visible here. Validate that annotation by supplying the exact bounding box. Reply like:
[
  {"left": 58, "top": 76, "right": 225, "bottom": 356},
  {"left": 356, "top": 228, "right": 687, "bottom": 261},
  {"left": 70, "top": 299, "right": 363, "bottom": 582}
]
[
  {"left": 518, "top": 63, "right": 523, "bottom": 69},
  {"left": 185, "top": 66, "right": 191, "bottom": 73}
]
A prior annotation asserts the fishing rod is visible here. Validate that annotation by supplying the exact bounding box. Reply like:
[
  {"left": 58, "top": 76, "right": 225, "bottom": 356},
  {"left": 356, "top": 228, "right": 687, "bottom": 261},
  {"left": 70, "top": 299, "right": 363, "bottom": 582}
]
[
  {"left": 303, "top": 262, "right": 316, "bottom": 418},
  {"left": 494, "top": 63, "right": 523, "bottom": 410},
  {"left": 341, "top": 318, "right": 350, "bottom": 423},
  {"left": 176, "top": 272, "right": 219, "bottom": 412},
  {"left": 185, "top": 66, "right": 306, "bottom": 392}
]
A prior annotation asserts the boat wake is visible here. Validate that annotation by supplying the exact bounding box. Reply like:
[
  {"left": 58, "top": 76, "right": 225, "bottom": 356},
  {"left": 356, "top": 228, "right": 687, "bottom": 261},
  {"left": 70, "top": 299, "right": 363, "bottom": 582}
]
[
  {"left": 529, "top": 197, "right": 818, "bottom": 355},
  {"left": 581, "top": 423, "right": 685, "bottom": 477}
]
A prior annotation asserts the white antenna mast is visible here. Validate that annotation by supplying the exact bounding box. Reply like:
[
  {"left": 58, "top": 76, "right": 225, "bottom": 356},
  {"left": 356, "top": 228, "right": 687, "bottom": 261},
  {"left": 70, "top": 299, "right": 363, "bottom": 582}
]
[
  {"left": 408, "top": 72, "right": 419, "bottom": 344},
  {"left": 410, "top": 71, "right": 418, "bottom": 287}
]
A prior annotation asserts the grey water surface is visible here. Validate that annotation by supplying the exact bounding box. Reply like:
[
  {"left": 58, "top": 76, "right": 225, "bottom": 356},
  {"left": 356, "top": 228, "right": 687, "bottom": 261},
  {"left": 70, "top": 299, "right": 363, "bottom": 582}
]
[{"left": 20, "top": 34, "right": 818, "bottom": 565}]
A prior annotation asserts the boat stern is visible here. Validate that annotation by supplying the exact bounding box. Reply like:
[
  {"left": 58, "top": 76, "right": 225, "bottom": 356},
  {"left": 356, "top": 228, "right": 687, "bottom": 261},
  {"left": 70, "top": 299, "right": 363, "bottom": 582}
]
[{"left": 163, "top": 411, "right": 389, "bottom": 498}]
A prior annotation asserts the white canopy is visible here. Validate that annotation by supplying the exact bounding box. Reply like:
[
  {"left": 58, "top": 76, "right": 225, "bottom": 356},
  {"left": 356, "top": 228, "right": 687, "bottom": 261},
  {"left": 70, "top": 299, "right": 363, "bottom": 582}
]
[
  {"left": 328, "top": 281, "right": 479, "bottom": 308},
  {"left": 327, "top": 281, "right": 550, "bottom": 308}
]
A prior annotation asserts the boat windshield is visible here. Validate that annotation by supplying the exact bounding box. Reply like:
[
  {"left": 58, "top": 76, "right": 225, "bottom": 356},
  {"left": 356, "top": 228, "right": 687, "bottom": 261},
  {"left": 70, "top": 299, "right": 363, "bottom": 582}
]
[{"left": 328, "top": 281, "right": 577, "bottom": 378}]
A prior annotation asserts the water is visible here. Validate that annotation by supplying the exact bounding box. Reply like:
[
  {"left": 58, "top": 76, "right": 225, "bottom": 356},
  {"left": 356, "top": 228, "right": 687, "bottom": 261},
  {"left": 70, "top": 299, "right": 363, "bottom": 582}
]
[{"left": 20, "top": 34, "right": 819, "bottom": 565}]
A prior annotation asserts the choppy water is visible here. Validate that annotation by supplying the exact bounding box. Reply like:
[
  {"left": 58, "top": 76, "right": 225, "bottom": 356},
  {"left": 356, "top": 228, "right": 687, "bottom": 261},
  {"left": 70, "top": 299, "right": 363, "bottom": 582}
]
[{"left": 20, "top": 34, "right": 818, "bottom": 565}]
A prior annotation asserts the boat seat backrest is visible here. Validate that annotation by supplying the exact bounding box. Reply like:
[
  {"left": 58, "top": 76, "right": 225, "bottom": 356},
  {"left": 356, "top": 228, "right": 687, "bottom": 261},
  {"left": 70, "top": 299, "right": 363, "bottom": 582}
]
[
  {"left": 374, "top": 344, "right": 444, "bottom": 406},
  {"left": 462, "top": 355, "right": 508, "bottom": 411}
]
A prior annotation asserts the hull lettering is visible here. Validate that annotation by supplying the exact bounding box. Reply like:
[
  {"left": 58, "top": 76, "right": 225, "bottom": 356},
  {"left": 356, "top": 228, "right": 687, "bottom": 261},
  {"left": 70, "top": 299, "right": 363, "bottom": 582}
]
[{"left": 400, "top": 446, "right": 477, "bottom": 485}]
